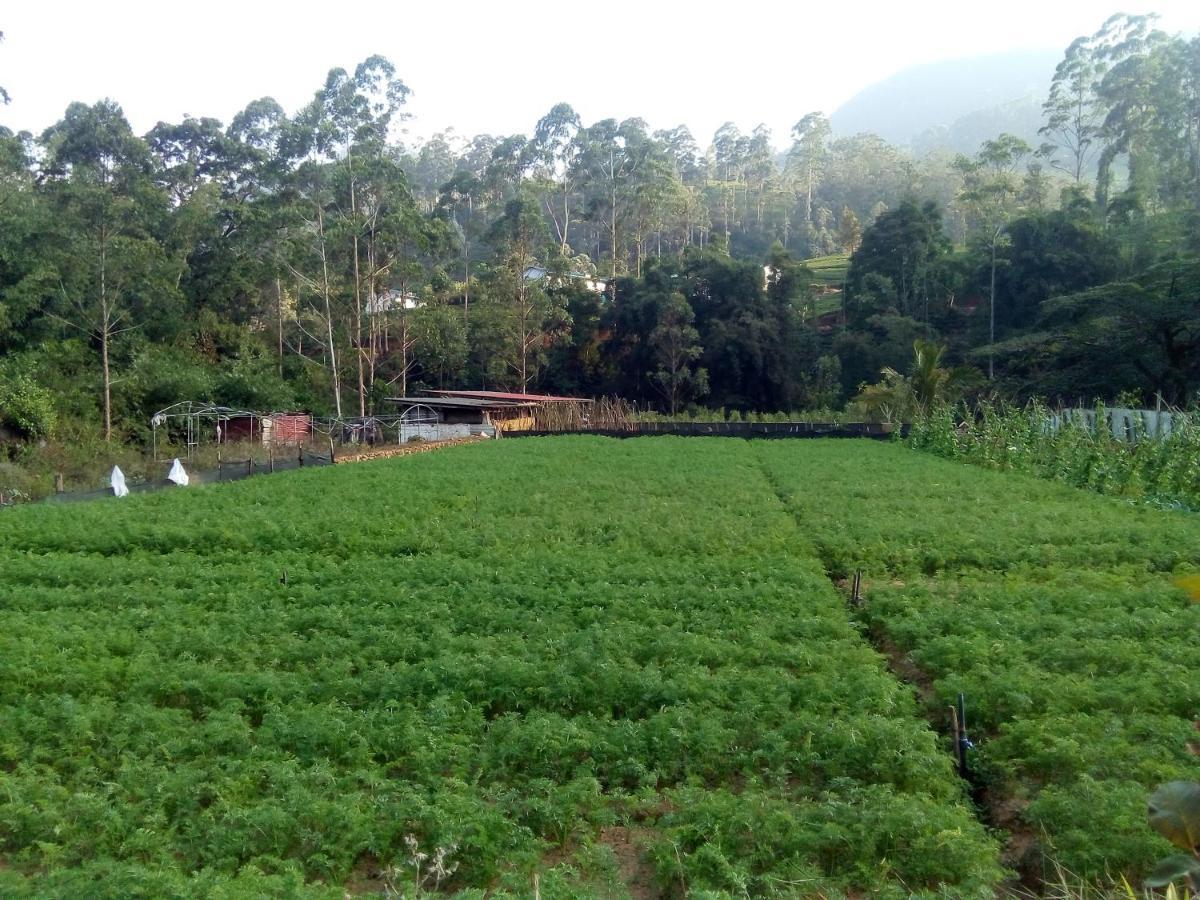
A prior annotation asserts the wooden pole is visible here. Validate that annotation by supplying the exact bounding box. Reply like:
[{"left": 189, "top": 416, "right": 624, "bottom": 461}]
[{"left": 55, "top": 473, "right": 65, "bottom": 494}]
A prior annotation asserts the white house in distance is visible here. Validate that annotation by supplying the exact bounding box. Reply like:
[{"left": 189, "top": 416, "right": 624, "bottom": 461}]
[
  {"left": 366, "top": 290, "right": 423, "bottom": 315},
  {"left": 522, "top": 266, "right": 608, "bottom": 295}
]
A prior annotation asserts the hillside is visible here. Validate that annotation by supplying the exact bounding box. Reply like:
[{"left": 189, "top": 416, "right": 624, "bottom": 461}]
[{"left": 830, "top": 48, "right": 1058, "bottom": 153}]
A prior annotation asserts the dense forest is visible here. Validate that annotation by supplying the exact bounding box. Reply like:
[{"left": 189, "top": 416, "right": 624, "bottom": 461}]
[{"left": 0, "top": 13, "right": 1197, "bottom": 445}]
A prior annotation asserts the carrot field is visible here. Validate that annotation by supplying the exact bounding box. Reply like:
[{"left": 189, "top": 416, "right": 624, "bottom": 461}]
[{"left": 1, "top": 437, "right": 1198, "bottom": 898}]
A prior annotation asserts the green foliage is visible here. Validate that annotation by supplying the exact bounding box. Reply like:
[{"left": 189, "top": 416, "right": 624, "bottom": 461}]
[
  {"left": 909, "top": 400, "right": 1200, "bottom": 509},
  {"left": 3, "top": 24, "right": 1200, "bottom": 433},
  {"left": 1145, "top": 782, "right": 1200, "bottom": 891},
  {"left": 847, "top": 200, "right": 951, "bottom": 321},
  {"left": 852, "top": 341, "right": 980, "bottom": 422},
  {"left": 0, "top": 437, "right": 1002, "bottom": 895},
  {"left": 1149, "top": 783, "right": 1200, "bottom": 854},
  {"left": 755, "top": 439, "right": 1200, "bottom": 881},
  {"left": 0, "top": 373, "right": 56, "bottom": 439}
]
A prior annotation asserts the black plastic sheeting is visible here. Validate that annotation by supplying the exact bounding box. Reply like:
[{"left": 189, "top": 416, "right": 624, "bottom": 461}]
[
  {"left": 509, "top": 422, "right": 906, "bottom": 440},
  {"left": 37, "top": 451, "right": 333, "bottom": 505}
]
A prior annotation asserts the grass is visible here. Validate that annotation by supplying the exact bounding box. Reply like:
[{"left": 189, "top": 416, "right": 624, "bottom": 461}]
[{"left": 802, "top": 253, "right": 849, "bottom": 287}]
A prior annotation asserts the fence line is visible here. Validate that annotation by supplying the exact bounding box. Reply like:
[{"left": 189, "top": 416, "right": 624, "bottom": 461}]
[
  {"left": 33, "top": 449, "right": 334, "bottom": 506},
  {"left": 1045, "top": 406, "right": 1181, "bottom": 442},
  {"left": 508, "top": 421, "right": 904, "bottom": 440}
]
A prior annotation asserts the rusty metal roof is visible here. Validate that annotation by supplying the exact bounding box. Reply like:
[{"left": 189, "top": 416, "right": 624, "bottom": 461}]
[
  {"left": 425, "top": 390, "right": 592, "bottom": 404},
  {"left": 385, "top": 396, "right": 536, "bottom": 409}
]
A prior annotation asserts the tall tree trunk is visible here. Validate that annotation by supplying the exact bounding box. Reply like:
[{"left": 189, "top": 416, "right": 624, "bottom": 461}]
[
  {"left": 805, "top": 164, "right": 814, "bottom": 228},
  {"left": 276, "top": 277, "right": 284, "bottom": 378},
  {"left": 610, "top": 184, "right": 618, "bottom": 278},
  {"left": 560, "top": 184, "right": 571, "bottom": 255},
  {"left": 988, "top": 232, "right": 998, "bottom": 380},
  {"left": 365, "top": 234, "right": 380, "bottom": 402},
  {"left": 353, "top": 231, "right": 366, "bottom": 416},
  {"left": 317, "top": 204, "right": 343, "bottom": 417},
  {"left": 349, "top": 162, "right": 367, "bottom": 417},
  {"left": 99, "top": 226, "right": 112, "bottom": 442}
]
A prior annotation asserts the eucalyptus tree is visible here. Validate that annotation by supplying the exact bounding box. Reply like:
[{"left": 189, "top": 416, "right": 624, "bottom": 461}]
[
  {"left": 655, "top": 125, "right": 704, "bottom": 185},
  {"left": 210, "top": 98, "right": 293, "bottom": 373},
  {"left": 1089, "top": 15, "right": 1199, "bottom": 254},
  {"left": 410, "top": 131, "right": 460, "bottom": 213},
  {"left": 744, "top": 124, "right": 777, "bottom": 232},
  {"left": 436, "top": 170, "right": 481, "bottom": 320},
  {"left": 786, "top": 112, "right": 831, "bottom": 249},
  {"left": 529, "top": 102, "right": 584, "bottom": 256},
  {"left": 39, "top": 101, "right": 176, "bottom": 439},
  {"left": 572, "top": 118, "right": 647, "bottom": 277},
  {"left": 710, "top": 122, "right": 745, "bottom": 241},
  {"left": 350, "top": 148, "right": 437, "bottom": 405},
  {"left": 619, "top": 125, "right": 679, "bottom": 276},
  {"left": 481, "top": 134, "right": 531, "bottom": 209},
  {"left": 0, "top": 130, "right": 45, "bottom": 351},
  {"left": 954, "top": 133, "right": 1031, "bottom": 376},
  {"left": 656, "top": 125, "right": 710, "bottom": 248},
  {"left": 281, "top": 56, "right": 410, "bottom": 416},
  {"left": 1039, "top": 34, "right": 1108, "bottom": 183},
  {"left": 486, "top": 195, "right": 568, "bottom": 391}
]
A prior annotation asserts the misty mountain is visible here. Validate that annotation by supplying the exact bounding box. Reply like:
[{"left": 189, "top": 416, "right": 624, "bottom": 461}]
[{"left": 831, "top": 49, "right": 1060, "bottom": 155}]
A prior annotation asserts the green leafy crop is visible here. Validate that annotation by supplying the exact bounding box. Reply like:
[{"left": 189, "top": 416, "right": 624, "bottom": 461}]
[{"left": 0, "top": 437, "right": 1001, "bottom": 898}]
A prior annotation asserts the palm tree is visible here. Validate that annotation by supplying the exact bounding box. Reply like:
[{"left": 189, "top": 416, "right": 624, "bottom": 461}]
[{"left": 854, "top": 340, "right": 977, "bottom": 421}]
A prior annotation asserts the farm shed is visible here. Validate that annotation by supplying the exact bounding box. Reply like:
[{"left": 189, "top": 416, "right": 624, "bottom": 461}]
[
  {"left": 386, "top": 392, "right": 594, "bottom": 438},
  {"left": 263, "top": 414, "right": 313, "bottom": 445},
  {"left": 423, "top": 391, "right": 594, "bottom": 432},
  {"left": 384, "top": 396, "right": 533, "bottom": 439}
]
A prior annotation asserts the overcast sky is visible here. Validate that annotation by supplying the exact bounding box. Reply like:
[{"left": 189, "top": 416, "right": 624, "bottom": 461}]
[{"left": 1, "top": 1, "right": 1195, "bottom": 150}]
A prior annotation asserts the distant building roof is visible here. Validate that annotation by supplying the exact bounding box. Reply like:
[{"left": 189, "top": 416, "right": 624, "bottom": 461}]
[
  {"left": 425, "top": 390, "right": 593, "bottom": 404},
  {"left": 522, "top": 267, "right": 608, "bottom": 294},
  {"left": 385, "top": 396, "right": 537, "bottom": 410},
  {"left": 366, "top": 290, "right": 423, "bottom": 314}
]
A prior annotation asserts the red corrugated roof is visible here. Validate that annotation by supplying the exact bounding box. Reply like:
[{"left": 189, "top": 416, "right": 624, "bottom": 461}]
[{"left": 425, "top": 390, "right": 592, "bottom": 403}]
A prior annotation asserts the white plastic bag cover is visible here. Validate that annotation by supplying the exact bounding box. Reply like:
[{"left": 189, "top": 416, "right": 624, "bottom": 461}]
[
  {"left": 167, "top": 458, "right": 189, "bottom": 486},
  {"left": 110, "top": 465, "right": 129, "bottom": 498}
]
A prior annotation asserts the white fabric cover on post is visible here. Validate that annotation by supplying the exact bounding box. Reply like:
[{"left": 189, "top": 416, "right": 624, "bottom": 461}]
[
  {"left": 110, "top": 466, "right": 129, "bottom": 498},
  {"left": 167, "top": 458, "right": 189, "bottom": 486}
]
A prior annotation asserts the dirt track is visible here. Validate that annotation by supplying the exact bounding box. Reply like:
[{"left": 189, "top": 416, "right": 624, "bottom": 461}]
[{"left": 332, "top": 436, "right": 488, "bottom": 464}]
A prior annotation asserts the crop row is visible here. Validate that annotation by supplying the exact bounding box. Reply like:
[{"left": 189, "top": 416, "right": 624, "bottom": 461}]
[
  {"left": 756, "top": 439, "right": 1200, "bottom": 881},
  {"left": 0, "top": 437, "right": 999, "bottom": 898}
]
